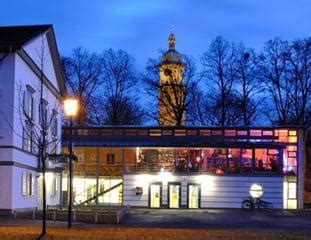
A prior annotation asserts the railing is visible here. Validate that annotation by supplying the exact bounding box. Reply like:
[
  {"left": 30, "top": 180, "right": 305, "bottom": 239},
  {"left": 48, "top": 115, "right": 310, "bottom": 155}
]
[
  {"left": 71, "top": 161, "right": 284, "bottom": 175},
  {"left": 77, "top": 182, "right": 123, "bottom": 206}
]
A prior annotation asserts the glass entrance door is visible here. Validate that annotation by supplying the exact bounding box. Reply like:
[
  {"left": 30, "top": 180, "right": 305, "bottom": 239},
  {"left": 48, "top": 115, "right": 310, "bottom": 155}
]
[
  {"left": 150, "top": 184, "right": 161, "bottom": 208},
  {"left": 168, "top": 183, "right": 180, "bottom": 208},
  {"left": 188, "top": 184, "right": 200, "bottom": 208}
]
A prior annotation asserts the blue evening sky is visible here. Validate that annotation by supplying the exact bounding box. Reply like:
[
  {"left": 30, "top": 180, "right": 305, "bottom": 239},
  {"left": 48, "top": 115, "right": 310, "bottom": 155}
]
[{"left": 1, "top": 0, "right": 310, "bottom": 69}]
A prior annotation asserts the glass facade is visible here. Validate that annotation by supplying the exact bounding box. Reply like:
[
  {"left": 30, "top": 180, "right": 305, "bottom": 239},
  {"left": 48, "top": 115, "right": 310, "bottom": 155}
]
[
  {"left": 61, "top": 127, "right": 301, "bottom": 210},
  {"left": 137, "top": 147, "right": 282, "bottom": 175}
]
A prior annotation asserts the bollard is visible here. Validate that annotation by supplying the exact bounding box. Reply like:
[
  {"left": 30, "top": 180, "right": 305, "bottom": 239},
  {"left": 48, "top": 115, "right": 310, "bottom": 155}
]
[
  {"left": 73, "top": 210, "right": 76, "bottom": 222},
  {"left": 94, "top": 211, "right": 98, "bottom": 223}
]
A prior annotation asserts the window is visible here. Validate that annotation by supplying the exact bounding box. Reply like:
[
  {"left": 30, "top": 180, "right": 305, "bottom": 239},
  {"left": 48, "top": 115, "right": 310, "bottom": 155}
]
[
  {"left": 255, "top": 148, "right": 281, "bottom": 173},
  {"left": 225, "top": 130, "right": 236, "bottom": 136},
  {"left": 22, "top": 127, "right": 32, "bottom": 152},
  {"left": 23, "top": 86, "right": 35, "bottom": 120},
  {"left": 241, "top": 149, "right": 253, "bottom": 173},
  {"left": 107, "top": 153, "right": 115, "bottom": 164},
  {"left": 51, "top": 110, "right": 58, "bottom": 136},
  {"left": 22, "top": 171, "right": 33, "bottom": 196},
  {"left": 50, "top": 138, "right": 58, "bottom": 154},
  {"left": 250, "top": 130, "right": 262, "bottom": 136},
  {"left": 227, "top": 148, "right": 241, "bottom": 173},
  {"left": 39, "top": 99, "right": 48, "bottom": 126},
  {"left": 50, "top": 176, "right": 58, "bottom": 197},
  {"left": 203, "top": 148, "right": 226, "bottom": 174}
]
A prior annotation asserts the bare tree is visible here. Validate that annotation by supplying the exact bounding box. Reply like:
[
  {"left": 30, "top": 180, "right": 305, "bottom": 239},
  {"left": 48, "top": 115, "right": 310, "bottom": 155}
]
[
  {"left": 258, "top": 39, "right": 292, "bottom": 125},
  {"left": 234, "top": 45, "right": 261, "bottom": 126},
  {"left": 14, "top": 36, "right": 61, "bottom": 239},
  {"left": 200, "top": 36, "right": 239, "bottom": 126},
  {"left": 62, "top": 47, "right": 102, "bottom": 124},
  {"left": 286, "top": 38, "right": 311, "bottom": 125},
  {"left": 143, "top": 54, "right": 199, "bottom": 126},
  {"left": 99, "top": 49, "right": 145, "bottom": 125}
]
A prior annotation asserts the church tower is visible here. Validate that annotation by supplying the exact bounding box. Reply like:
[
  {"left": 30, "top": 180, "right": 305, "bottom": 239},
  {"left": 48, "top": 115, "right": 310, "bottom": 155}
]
[{"left": 158, "top": 33, "right": 185, "bottom": 126}]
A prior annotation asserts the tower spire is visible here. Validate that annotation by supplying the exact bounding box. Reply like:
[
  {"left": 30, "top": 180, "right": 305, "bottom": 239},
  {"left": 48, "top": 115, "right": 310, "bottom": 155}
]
[{"left": 168, "top": 26, "right": 175, "bottom": 50}]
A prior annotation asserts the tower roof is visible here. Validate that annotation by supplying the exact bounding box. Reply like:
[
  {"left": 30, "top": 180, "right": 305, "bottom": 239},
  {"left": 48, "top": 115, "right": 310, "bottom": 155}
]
[{"left": 161, "top": 33, "right": 184, "bottom": 65}]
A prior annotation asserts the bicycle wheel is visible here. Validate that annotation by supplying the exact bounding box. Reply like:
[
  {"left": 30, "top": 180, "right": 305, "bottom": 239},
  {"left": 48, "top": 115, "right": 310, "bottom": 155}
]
[
  {"left": 241, "top": 199, "right": 254, "bottom": 211},
  {"left": 259, "top": 200, "right": 273, "bottom": 212},
  {"left": 266, "top": 202, "right": 273, "bottom": 212}
]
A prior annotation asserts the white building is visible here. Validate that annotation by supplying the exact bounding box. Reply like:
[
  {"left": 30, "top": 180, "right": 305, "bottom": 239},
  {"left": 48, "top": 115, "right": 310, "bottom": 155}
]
[{"left": 0, "top": 25, "right": 65, "bottom": 214}]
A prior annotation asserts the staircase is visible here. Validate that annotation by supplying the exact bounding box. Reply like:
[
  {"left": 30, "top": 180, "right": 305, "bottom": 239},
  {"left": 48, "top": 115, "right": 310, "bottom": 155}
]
[{"left": 76, "top": 182, "right": 123, "bottom": 206}]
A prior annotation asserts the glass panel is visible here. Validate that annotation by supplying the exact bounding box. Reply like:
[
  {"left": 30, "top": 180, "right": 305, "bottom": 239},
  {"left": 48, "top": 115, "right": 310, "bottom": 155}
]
[
  {"left": 250, "top": 130, "right": 262, "bottom": 136},
  {"left": 187, "top": 130, "right": 198, "bottom": 136},
  {"left": 288, "top": 182, "right": 297, "bottom": 199},
  {"left": 224, "top": 130, "right": 236, "bottom": 136},
  {"left": 175, "top": 129, "right": 186, "bottom": 136},
  {"left": 162, "top": 130, "right": 173, "bottom": 136},
  {"left": 125, "top": 129, "right": 136, "bottom": 135},
  {"left": 263, "top": 130, "right": 273, "bottom": 136},
  {"left": 188, "top": 185, "right": 199, "bottom": 208},
  {"left": 287, "top": 199, "right": 297, "bottom": 209},
  {"left": 169, "top": 184, "right": 180, "bottom": 208},
  {"left": 212, "top": 130, "right": 222, "bottom": 136},
  {"left": 255, "top": 149, "right": 281, "bottom": 173},
  {"left": 289, "top": 130, "right": 297, "bottom": 136},
  {"left": 150, "top": 184, "right": 161, "bottom": 208},
  {"left": 237, "top": 130, "right": 248, "bottom": 136},
  {"left": 200, "top": 130, "right": 211, "bottom": 136},
  {"left": 203, "top": 148, "right": 226, "bottom": 174},
  {"left": 150, "top": 129, "right": 161, "bottom": 136},
  {"left": 188, "top": 150, "right": 201, "bottom": 172},
  {"left": 174, "top": 149, "right": 188, "bottom": 172},
  {"left": 227, "top": 148, "right": 240, "bottom": 174},
  {"left": 275, "top": 129, "right": 288, "bottom": 142},
  {"left": 241, "top": 149, "right": 253, "bottom": 173},
  {"left": 288, "top": 136, "right": 297, "bottom": 143}
]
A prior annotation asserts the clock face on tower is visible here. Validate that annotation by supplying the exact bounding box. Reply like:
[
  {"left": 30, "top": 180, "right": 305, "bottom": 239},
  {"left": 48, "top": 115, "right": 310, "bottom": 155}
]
[{"left": 164, "top": 68, "right": 172, "bottom": 76}]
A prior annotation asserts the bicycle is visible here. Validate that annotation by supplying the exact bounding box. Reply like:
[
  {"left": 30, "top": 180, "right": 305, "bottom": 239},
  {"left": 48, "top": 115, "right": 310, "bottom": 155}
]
[{"left": 241, "top": 196, "right": 273, "bottom": 211}]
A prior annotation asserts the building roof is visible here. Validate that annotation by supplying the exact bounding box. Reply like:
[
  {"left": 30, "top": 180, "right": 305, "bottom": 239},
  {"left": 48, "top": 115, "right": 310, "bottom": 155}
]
[
  {"left": 0, "top": 24, "right": 66, "bottom": 97},
  {"left": 0, "top": 24, "right": 51, "bottom": 52},
  {"left": 62, "top": 126, "right": 297, "bottom": 148}
]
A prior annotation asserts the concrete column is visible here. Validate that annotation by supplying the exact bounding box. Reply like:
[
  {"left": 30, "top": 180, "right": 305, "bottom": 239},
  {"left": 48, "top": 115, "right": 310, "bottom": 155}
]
[
  {"left": 297, "top": 129, "right": 306, "bottom": 209},
  {"left": 96, "top": 147, "right": 99, "bottom": 207},
  {"left": 121, "top": 148, "right": 125, "bottom": 174}
]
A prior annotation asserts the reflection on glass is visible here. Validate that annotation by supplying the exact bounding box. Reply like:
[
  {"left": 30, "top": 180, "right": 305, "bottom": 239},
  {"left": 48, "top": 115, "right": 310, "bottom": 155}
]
[
  {"left": 227, "top": 148, "right": 240, "bottom": 173},
  {"left": 241, "top": 149, "right": 252, "bottom": 173},
  {"left": 203, "top": 148, "right": 226, "bottom": 174},
  {"left": 255, "top": 149, "right": 281, "bottom": 173}
]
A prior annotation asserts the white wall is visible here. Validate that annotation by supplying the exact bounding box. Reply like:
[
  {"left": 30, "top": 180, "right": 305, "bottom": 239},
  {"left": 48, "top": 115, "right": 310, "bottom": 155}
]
[
  {"left": 0, "top": 53, "right": 15, "bottom": 146},
  {"left": 123, "top": 174, "right": 284, "bottom": 209},
  {"left": 0, "top": 30, "right": 63, "bottom": 212},
  {"left": 13, "top": 53, "right": 62, "bottom": 154},
  {"left": 23, "top": 33, "right": 59, "bottom": 90},
  {"left": 11, "top": 166, "right": 38, "bottom": 210},
  {"left": 0, "top": 166, "right": 13, "bottom": 209}
]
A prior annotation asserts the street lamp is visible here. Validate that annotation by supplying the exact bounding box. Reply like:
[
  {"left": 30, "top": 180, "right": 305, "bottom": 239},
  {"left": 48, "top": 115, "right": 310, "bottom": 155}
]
[{"left": 63, "top": 97, "right": 79, "bottom": 228}]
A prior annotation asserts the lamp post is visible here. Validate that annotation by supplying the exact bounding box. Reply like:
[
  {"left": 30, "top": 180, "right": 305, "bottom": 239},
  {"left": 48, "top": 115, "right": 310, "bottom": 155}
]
[{"left": 63, "top": 97, "right": 79, "bottom": 228}]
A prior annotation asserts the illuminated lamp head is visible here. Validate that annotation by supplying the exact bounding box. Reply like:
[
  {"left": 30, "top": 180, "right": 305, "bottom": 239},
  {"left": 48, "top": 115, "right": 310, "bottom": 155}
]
[{"left": 250, "top": 183, "right": 264, "bottom": 198}]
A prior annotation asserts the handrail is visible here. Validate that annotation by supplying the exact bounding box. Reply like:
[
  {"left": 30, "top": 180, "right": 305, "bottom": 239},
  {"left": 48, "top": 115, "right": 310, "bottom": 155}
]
[{"left": 76, "top": 182, "right": 122, "bottom": 206}]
